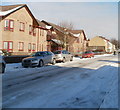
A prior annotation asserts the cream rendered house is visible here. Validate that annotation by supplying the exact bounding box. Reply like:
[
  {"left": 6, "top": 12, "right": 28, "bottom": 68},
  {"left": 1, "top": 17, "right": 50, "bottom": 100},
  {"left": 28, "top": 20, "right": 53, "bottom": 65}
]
[
  {"left": 88, "top": 36, "right": 116, "bottom": 52},
  {"left": 0, "top": 4, "right": 47, "bottom": 55}
]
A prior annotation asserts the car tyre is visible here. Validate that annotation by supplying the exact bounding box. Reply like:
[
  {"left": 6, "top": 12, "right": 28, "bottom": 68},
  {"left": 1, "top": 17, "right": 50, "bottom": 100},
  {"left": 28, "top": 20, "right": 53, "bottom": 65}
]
[
  {"left": 63, "top": 58, "right": 66, "bottom": 63},
  {"left": 2, "top": 64, "right": 5, "bottom": 73},
  {"left": 52, "top": 59, "right": 56, "bottom": 65},
  {"left": 39, "top": 60, "right": 44, "bottom": 67},
  {"left": 70, "top": 56, "right": 73, "bottom": 61}
]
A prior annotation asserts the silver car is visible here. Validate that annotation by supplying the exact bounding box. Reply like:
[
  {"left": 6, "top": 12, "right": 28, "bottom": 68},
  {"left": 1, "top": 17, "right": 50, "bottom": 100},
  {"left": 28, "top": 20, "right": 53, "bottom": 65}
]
[
  {"left": 53, "top": 50, "right": 73, "bottom": 63},
  {"left": 22, "top": 51, "right": 56, "bottom": 67}
]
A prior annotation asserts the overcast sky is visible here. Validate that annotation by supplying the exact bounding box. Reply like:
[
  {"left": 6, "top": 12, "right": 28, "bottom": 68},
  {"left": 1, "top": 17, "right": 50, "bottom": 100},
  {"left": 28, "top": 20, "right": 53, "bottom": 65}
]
[{"left": 1, "top": 1, "right": 118, "bottom": 40}]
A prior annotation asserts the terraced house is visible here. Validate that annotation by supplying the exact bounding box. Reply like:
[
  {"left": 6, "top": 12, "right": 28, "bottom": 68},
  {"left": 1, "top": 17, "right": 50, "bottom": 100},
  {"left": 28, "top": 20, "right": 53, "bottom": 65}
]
[
  {"left": 41, "top": 20, "right": 88, "bottom": 53},
  {"left": 0, "top": 4, "right": 48, "bottom": 55}
]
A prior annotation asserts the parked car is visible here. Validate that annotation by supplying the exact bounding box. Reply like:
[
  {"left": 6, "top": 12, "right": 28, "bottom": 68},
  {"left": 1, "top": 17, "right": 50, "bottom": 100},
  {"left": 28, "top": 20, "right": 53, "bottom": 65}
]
[
  {"left": 82, "top": 51, "right": 94, "bottom": 58},
  {"left": 0, "top": 51, "right": 6, "bottom": 73},
  {"left": 53, "top": 50, "right": 73, "bottom": 63},
  {"left": 22, "top": 51, "right": 56, "bottom": 67}
]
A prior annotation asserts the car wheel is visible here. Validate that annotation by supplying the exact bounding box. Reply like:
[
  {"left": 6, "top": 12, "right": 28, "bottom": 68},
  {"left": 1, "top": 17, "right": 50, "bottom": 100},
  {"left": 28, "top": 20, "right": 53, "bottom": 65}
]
[
  {"left": 70, "top": 56, "right": 73, "bottom": 61},
  {"left": 38, "top": 60, "right": 44, "bottom": 67},
  {"left": 63, "top": 58, "right": 66, "bottom": 63},
  {"left": 2, "top": 64, "right": 5, "bottom": 73},
  {"left": 52, "top": 59, "right": 56, "bottom": 65}
]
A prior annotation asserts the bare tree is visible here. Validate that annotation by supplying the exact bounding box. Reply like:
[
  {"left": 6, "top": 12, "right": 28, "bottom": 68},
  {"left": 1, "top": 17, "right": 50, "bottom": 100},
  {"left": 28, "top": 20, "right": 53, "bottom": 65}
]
[
  {"left": 55, "top": 21, "right": 76, "bottom": 50},
  {"left": 110, "top": 38, "right": 120, "bottom": 49},
  {"left": 58, "top": 21, "right": 74, "bottom": 30}
]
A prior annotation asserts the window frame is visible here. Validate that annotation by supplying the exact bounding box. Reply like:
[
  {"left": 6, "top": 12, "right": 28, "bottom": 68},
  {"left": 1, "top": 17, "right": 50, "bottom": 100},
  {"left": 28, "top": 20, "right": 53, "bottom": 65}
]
[
  {"left": 32, "top": 44, "right": 36, "bottom": 51},
  {"left": 4, "top": 19, "right": 14, "bottom": 32},
  {"left": 3, "top": 41, "right": 13, "bottom": 52},
  {"left": 18, "top": 42, "right": 24, "bottom": 51},
  {"left": 19, "top": 22, "right": 25, "bottom": 32},
  {"left": 28, "top": 43, "right": 31, "bottom": 51}
]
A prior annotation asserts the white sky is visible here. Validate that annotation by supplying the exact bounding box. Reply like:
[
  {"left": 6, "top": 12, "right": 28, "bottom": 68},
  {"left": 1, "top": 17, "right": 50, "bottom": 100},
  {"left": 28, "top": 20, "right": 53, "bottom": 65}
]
[{"left": 1, "top": 1, "right": 118, "bottom": 40}]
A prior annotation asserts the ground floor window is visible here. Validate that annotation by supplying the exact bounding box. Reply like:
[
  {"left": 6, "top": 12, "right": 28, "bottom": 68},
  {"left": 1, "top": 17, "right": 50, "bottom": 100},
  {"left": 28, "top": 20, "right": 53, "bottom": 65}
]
[
  {"left": 3, "top": 41, "right": 13, "bottom": 52},
  {"left": 32, "top": 44, "right": 36, "bottom": 51},
  {"left": 28, "top": 43, "right": 31, "bottom": 51},
  {"left": 18, "top": 42, "right": 24, "bottom": 51}
]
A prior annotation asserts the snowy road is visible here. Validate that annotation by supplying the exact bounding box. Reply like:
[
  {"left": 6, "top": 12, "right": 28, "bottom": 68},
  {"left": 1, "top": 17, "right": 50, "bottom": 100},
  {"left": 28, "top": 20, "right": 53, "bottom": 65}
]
[{"left": 2, "top": 54, "right": 119, "bottom": 108}]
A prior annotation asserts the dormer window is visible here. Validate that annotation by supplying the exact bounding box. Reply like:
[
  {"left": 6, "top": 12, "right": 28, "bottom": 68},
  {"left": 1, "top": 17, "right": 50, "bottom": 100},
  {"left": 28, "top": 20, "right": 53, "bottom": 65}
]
[{"left": 4, "top": 19, "right": 14, "bottom": 31}]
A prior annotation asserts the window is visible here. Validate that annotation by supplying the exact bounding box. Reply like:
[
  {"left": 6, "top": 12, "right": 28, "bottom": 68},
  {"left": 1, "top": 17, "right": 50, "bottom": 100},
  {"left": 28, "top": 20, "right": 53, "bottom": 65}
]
[
  {"left": 3, "top": 41, "right": 13, "bottom": 52},
  {"left": 33, "top": 28, "right": 36, "bottom": 36},
  {"left": 29, "top": 25, "right": 33, "bottom": 35},
  {"left": 76, "top": 38, "right": 79, "bottom": 43},
  {"left": 28, "top": 43, "right": 31, "bottom": 51},
  {"left": 32, "top": 44, "right": 36, "bottom": 51},
  {"left": 19, "top": 22, "right": 25, "bottom": 31},
  {"left": 18, "top": 42, "right": 24, "bottom": 51},
  {"left": 42, "top": 30, "right": 44, "bottom": 36},
  {"left": 4, "top": 19, "right": 14, "bottom": 31},
  {"left": 40, "top": 29, "right": 42, "bottom": 36}
]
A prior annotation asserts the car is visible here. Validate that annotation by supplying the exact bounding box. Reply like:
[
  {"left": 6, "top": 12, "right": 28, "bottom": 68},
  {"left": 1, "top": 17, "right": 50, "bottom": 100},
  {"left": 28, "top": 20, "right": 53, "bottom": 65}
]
[
  {"left": 82, "top": 51, "right": 94, "bottom": 58},
  {"left": 53, "top": 50, "right": 73, "bottom": 63},
  {"left": 22, "top": 51, "right": 56, "bottom": 68},
  {"left": 0, "top": 51, "right": 6, "bottom": 73}
]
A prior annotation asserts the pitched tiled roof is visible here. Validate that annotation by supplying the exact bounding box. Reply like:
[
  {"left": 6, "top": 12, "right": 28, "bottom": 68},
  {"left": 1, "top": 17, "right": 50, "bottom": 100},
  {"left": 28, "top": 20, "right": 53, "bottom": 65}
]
[
  {"left": 0, "top": 4, "right": 25, "bottom": 11},
  {"left": 0, "top": 4, "right": 39, "bottom": 25},
  {"left": 41, "top": 20, "right": 87, "bottom": 40},
  {"left": 36, "top": 19, "right": 46, "bottom": 28}
]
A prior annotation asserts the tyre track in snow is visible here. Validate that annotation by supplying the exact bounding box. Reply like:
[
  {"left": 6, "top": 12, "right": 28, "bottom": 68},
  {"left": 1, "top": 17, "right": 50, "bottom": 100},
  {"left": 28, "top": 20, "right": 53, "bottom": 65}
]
[{"left": 3, "top": 55, "right": 115, "bottom": 88}]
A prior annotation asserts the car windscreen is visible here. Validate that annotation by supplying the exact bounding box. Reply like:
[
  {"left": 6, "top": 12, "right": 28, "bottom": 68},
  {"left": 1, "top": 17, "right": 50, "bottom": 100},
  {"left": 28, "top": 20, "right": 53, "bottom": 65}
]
[
  {"left": 53, "top": 51, "right": 61, "bottom": 54},
  {"left": 31, "top": 52, "right": 47, "bottom": 56}
]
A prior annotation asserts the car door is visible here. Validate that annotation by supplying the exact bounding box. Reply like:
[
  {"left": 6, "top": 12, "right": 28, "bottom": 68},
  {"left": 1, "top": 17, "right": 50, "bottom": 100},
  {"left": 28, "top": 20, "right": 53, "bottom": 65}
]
[
  {"left": 46, "top": 51, "right": 53, "bottom": 63},
  {"left": 66, "top": 51, "right": 71, "bottom": 60}
]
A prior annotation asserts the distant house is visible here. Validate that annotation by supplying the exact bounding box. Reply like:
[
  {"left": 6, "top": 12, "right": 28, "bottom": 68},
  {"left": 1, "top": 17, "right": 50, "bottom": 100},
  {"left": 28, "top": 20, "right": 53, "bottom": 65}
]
[
  {"left": 0, "top": 4, "right": 48, "bottom": 55},
  {"left": 88, "top": 36, "right": 116, "bottom": 53},
  {"left": 41, "top": 20, "right": 87, "bottom": 53}
]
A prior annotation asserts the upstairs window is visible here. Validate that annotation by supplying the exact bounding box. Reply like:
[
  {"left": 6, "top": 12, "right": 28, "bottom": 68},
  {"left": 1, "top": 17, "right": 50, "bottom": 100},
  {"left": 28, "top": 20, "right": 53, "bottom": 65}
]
[
  {"left": 4, "top": 19, "right": 14, "bottom": 31},
  {"left": 19, "top": 22, "right": 25, "bottom": 32},
  {"left": 76, "top": 38, "right": 79, "bottom": 43},
  {"left": 33, "top": 28, "right": 36, "bottom": 36},
  {"left": 29, "top": 25, "right": 33, "bottom": 35}
]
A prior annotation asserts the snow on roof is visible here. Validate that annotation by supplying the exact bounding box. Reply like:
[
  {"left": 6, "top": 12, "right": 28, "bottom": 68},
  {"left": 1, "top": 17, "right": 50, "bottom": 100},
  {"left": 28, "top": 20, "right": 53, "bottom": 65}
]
[
  {"left": 72, "top": 33, "right": 80, "bottom": 37},
  {"left": 0, "top": 6, "right": 22, "bottom": 16},
  {"left": 51, "top": 39, "right": 63, "bottom": 45},
  {"left": 46, "top": 25, "right": 52, "bottom": 29},
  {"left": 69, "top": 33, "right": 81, "bottom": 38}
]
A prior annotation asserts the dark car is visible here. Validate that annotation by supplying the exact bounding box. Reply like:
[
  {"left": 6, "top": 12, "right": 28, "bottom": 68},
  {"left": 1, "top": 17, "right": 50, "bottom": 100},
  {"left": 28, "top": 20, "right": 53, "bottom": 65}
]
[
  {"left": 53, "top": 50, "right": 73, "bottom": 63},
  {"left": 82, "top": 51, "right": 94, "bottom": 58},
  {"left": 22, "top": 51, "right": 56, "bottom": 67},
  {"left": 0, "top": 51, "right": 6, "bottom": 73}
]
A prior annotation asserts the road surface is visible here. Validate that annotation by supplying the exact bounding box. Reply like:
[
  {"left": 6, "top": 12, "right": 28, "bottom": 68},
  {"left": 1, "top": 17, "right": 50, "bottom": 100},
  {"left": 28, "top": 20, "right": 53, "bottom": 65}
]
[{"left": 2, "top": 54, "right": 119, "bottom": 108}]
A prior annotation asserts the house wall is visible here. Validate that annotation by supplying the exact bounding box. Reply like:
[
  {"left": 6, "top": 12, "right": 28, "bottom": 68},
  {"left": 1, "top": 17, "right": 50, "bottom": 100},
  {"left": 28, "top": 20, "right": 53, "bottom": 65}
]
[
  {"left": 72, "top": 32, "right": 87, "bottom": 53},
  {"left": 88, "top": 36, "right": 115, "bottom": 52},
  {"left": 88, "top": 36, "right": 106, "bottom": 52},
  {"left": 1, "top": 7, "right": 47, "bottom": 55},
  {"left": 37, "top": 28, "right": 47, "bottom": 51}
]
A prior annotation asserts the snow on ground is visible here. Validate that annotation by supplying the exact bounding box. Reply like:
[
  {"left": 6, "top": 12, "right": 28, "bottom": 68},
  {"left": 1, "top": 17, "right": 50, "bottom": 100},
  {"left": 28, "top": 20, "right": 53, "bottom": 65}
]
[
  {"left": 5, "top": 54, "right": 114, "bottom": 73},
  {"left": 3, "top": 54, "right": 119, "bottom": 108}
]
